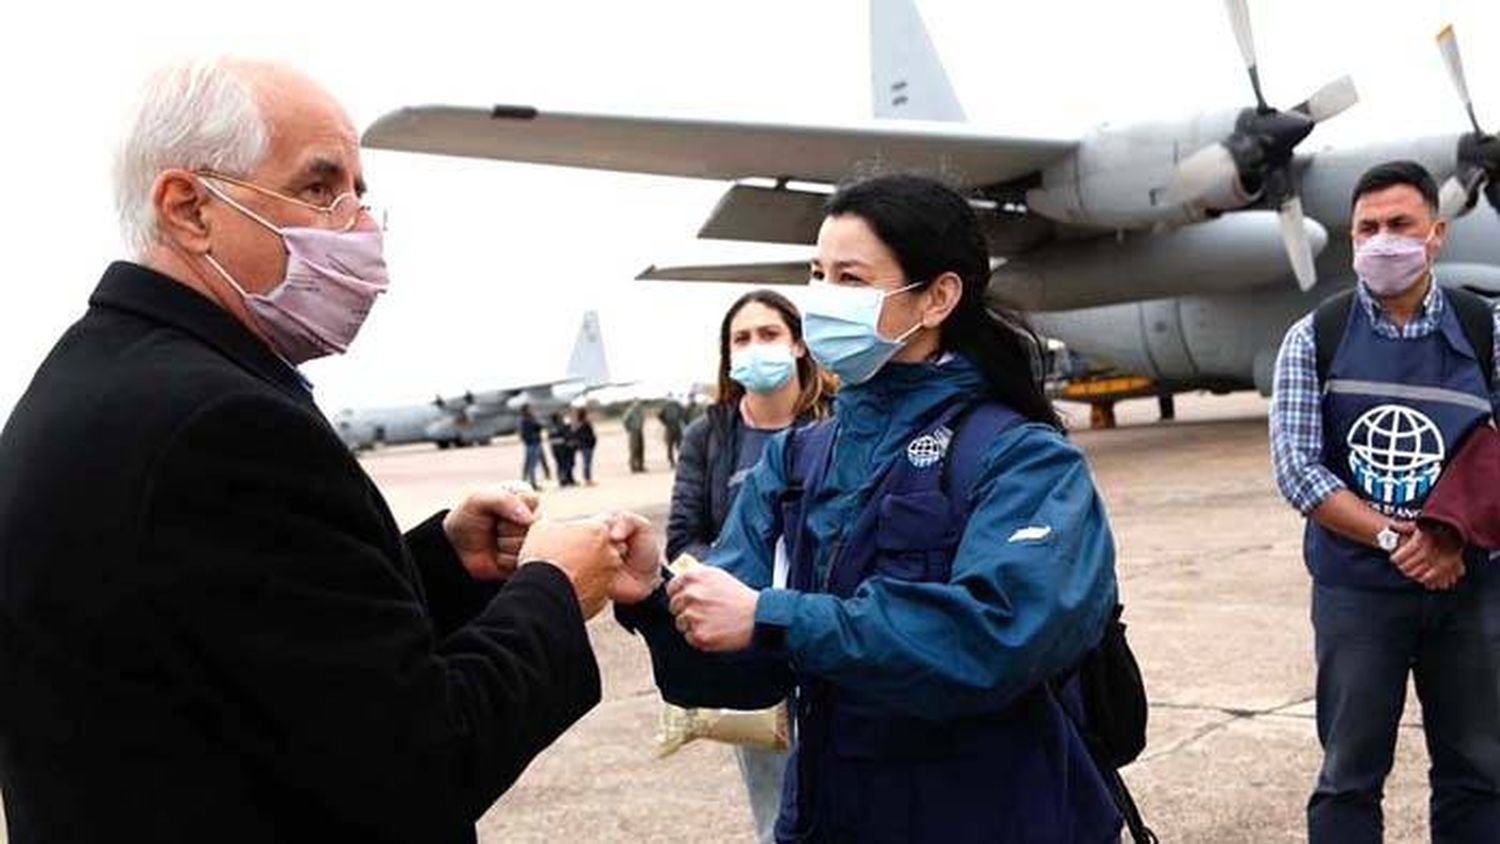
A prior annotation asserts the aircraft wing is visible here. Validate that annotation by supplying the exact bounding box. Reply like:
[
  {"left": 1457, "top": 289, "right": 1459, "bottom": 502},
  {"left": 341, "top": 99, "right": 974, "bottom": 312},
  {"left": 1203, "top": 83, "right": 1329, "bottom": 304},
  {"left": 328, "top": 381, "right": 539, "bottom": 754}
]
[
  {"left": 636, "top": 261, "right": 809, "bottom": 285},
  {"left": 503, "top": 378, "right": 577, "bottom": 395},
  {"left": 362, "top": 105, "right": 1077, "bottom": 187}
]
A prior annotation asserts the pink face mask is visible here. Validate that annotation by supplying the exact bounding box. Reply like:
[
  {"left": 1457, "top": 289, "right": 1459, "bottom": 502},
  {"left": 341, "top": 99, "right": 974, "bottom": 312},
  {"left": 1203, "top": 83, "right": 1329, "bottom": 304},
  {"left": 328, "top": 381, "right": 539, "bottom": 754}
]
[
  {"left": 201, "top": 180, "right": 389, "bottom": 365},
  {"left": 1353, "top": 232, "right": 1432, "bottom": 298}
]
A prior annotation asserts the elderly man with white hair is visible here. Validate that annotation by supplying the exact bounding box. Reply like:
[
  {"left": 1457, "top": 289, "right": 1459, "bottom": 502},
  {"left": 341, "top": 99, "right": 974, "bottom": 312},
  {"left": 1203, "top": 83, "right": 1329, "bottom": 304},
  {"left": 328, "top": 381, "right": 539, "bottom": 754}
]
[{"left": 0, "top": 59, "right": 644, "bottom": 843}]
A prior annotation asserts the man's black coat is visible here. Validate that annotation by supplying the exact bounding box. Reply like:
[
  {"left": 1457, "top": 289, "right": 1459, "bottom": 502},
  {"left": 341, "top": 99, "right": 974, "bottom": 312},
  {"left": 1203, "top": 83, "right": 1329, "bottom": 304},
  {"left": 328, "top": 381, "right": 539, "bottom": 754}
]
[{"left": 0, "top": 262, "right": 600, "bottom": 842}]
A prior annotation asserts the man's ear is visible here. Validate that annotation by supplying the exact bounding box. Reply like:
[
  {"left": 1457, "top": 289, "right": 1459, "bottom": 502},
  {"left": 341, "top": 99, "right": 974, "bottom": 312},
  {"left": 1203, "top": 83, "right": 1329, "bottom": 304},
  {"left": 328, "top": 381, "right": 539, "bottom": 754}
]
[
  {"left": 151, "top": 169, "right": 212, "bottom": 254},
  {"left": 1430, "top": 216, "right": 1449, "bottom": 251},
  {"left": 922, "top": 272, "right": 964, "bottom": 328}
]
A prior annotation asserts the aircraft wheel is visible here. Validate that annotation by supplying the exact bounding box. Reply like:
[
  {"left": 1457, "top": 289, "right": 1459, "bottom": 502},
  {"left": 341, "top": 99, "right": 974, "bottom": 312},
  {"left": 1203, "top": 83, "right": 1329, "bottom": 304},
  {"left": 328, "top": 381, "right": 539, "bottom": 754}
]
[{"left": 1158, "top": 393, "right": 1177, "bottom": 421}]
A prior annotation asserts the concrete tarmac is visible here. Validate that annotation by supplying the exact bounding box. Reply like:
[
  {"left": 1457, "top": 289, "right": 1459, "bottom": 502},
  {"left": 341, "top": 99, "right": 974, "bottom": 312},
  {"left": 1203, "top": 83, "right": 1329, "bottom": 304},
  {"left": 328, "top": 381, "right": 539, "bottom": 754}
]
[{"left": 1, "top": 395, "right": 1440, "bottom": 842}]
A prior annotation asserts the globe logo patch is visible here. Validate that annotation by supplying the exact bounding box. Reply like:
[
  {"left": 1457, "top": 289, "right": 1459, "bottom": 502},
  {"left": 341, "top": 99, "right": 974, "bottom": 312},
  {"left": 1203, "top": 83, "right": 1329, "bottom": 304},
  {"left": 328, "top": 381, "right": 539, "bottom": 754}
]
[
  {"left": 907, "top": 425, "right": 953, "bottom": 468},
  {"left": 1346, "top": 404, "right": 1445, "bottom": 507}
]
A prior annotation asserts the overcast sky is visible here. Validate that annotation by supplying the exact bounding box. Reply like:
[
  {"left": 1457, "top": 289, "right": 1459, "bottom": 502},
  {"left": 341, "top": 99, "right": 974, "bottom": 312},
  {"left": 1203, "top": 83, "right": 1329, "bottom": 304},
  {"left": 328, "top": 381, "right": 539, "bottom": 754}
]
[{"left": 2, "top": 0, "right": 1497, "bottom": 421}]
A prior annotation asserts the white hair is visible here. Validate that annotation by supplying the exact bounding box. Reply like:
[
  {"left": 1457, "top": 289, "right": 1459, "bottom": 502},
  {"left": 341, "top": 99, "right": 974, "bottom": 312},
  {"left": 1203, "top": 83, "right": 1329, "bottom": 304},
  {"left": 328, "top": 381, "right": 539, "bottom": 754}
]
[{"left": 113, "top": 58, "right": 269, "bottom": 258}]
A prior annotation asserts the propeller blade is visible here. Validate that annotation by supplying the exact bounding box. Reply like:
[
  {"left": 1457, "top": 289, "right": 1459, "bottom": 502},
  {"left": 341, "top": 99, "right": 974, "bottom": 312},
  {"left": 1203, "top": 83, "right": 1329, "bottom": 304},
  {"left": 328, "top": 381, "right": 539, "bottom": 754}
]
[
  {"left": 1294, "top": 75, "right": 1359, "bottom": 123},
  {"left": 1166, "top": 142, "right": 1238, "bottom": 205},
  {"left": 1223, "top": 0, "right": 1267, "bottom": 110},
  {"left": 1437, "top": 24, "right": 1483, "bottom": 134},
  {"left": 1439, "top": 174, "right": 1473, "bottom": 218},
  {"left": 1277, "top": 194, "right": 1318, "bottom": 291}
]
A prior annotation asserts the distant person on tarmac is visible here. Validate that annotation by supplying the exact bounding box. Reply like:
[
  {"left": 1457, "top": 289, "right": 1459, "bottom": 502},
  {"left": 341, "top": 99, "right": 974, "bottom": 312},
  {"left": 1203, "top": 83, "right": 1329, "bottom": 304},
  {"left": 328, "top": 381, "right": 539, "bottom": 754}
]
[
  {"left": 658, "top": 398, "right": 685, "bottom": 468},
  {"left": 685, "top": 395, "right": 705, "bottom": 426},
  {"left": 548, "top": 411, "right": 577, "bottom": 487},
  {"left": 573, "top": 407, "right": 598, "bottom": 486},
  {"left": 666, "top": 288, "right": 833, "bottom": 843},
  {"left": 1269, "top": 160, "right": 1500, "bottom": 843},
  {"left": 519, "top": 404, "right": 544, "bottom": 488},
  {"left": 624, "top": 400, "right": 646, "bottom": 473}
]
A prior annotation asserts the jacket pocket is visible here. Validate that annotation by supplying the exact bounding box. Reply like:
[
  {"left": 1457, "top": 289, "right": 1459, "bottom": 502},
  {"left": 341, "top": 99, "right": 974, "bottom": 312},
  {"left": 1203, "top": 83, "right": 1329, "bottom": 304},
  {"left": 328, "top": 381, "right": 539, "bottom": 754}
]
[{"left": 873, "top": 491, "right": 960, "bottom": 582}]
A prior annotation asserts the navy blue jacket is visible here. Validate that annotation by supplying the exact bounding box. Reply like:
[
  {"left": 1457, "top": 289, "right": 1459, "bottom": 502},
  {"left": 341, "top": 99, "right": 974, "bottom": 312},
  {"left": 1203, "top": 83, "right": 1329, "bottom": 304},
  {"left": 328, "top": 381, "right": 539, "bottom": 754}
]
[{"left": 620, "top": 356, "right": 1120, "bottom": 840}]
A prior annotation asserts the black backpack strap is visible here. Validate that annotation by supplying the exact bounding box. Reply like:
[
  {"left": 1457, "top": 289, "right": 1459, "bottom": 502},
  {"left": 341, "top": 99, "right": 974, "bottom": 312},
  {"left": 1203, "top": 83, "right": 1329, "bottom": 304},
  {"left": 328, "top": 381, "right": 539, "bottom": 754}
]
[
  {"left": 1108, "top": 765, "right": 1160, "bottom": 844},
  {"left": 1313, "top": 288, "right": 1357, "bottom": 387},
  {"left": 1447, "top": 287, "right": 1497, "bottom": 395}
]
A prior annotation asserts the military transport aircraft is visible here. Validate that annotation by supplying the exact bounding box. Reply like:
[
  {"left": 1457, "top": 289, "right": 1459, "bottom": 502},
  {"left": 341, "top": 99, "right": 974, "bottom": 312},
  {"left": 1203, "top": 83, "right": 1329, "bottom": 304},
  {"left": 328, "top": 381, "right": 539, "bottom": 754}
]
[
  {"left": 361, "top": 0, "right": 1500, "bottom": 425},
  {"left": 332, "top": 311, "right": 613, "bottom": 451}
]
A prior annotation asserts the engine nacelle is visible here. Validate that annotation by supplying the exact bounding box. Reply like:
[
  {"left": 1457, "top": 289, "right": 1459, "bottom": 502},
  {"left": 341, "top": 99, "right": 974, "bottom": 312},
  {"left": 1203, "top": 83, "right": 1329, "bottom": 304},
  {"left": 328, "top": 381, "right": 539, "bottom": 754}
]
[
  {"left": 1031, "top": 285, "right": 1317, "bottom": 394},
  {"left": 1024, "top": 109, "right": 1249, "bottom": 229},
  {"left": 991, "top": 210, "right": 1327, "bottom": 311}
]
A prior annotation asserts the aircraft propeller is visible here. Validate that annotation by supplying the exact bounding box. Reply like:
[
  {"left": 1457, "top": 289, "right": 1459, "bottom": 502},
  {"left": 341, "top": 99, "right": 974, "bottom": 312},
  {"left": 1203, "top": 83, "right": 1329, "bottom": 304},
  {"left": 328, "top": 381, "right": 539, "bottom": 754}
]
[
  {"left": 432, "top": 391, "right": 479, "bottom": 416},
  {"left": 1435, "top": 25, "right": 1500, "bottom": 219},
  {"left": 1167, "top": 0, "right": 1359, "bottom": 290}
]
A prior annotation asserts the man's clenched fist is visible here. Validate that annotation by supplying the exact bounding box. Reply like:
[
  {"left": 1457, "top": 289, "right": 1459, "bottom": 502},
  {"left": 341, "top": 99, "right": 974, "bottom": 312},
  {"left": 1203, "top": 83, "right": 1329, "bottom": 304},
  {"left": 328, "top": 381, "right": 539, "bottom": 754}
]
[{"left": 519, "top": 518, "right": 622, "bottom": 619}]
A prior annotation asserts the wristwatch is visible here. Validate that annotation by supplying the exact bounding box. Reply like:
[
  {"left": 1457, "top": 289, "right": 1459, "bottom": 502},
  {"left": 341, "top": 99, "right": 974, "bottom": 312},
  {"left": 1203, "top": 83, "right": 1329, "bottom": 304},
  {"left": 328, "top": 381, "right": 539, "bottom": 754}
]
[{"left": 1375, "top": 525, "right": 1400, "bottom": 552}]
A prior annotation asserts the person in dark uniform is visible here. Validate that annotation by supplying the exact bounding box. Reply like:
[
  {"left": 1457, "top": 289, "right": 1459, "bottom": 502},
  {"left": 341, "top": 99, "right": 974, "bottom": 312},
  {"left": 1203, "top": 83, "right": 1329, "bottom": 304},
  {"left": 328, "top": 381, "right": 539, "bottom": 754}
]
[
  {"left": 573, "top": 407, "right": 598, "bottom": 486},
  {"left": 548, "top": 411, "right": 577, "bottom": 487},
  {"left": 519, "top": 403, "right": 545, "bottom": 488},
  {"left": 0, "top": 58, "right": 626, "bottom": 844},
  {"left": 658, "top": 398, "right": 686, "bottom": 468},
  {"left": 623, "top": 400, "right": 647, "bottom": 473}
]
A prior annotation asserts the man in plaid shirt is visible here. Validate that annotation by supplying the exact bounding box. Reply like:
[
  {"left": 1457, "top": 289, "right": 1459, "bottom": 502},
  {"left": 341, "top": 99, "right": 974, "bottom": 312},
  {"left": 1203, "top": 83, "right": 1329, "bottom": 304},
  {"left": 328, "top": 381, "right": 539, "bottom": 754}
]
[{"left": 1269, "top": 160, "right": 1500, "bottom": 844}]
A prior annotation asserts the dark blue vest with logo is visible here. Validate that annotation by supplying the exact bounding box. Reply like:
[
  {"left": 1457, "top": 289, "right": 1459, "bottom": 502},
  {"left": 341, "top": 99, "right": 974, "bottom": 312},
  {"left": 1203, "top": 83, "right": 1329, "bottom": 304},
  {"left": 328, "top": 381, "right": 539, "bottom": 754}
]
[
  {"left": 1307, "top": 299, "right": 1493, "bottom": 590},
  {"left": 773, "top": 400, "right": 1120, "bottom": 843}
]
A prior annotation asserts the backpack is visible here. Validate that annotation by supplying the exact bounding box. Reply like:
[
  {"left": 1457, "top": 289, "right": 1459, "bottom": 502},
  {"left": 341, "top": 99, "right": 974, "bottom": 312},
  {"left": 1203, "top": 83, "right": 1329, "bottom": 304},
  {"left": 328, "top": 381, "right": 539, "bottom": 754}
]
[
  {"left": 937, "top": 404, "right": 1150, "bottom": 770},
  {"left": 943, "top": 404, "right": 1156, "bottom": 844},
  {"left": 784, "top": 401, "right": 1156, "bottom": 843},
  {"left": 1314, "top": 285, "right": 1496, "bottom": 392}
]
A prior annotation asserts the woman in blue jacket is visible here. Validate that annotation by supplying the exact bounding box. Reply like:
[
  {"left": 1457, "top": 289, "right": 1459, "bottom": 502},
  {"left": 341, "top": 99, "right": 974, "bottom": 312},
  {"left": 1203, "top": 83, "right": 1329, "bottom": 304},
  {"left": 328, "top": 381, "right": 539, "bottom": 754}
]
[
  {"left": 667, "top": 289, "right": 833, "bottom": 843},
  {"left": 615, "top": 174, "right": 1121, "bottom": 842}
]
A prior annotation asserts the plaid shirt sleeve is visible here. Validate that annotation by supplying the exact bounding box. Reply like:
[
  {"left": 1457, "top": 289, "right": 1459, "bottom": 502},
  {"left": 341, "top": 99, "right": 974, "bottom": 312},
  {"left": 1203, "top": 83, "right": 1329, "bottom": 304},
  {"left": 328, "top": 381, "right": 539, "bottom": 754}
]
[{"left": 1269, "top": 314, "right": 1346, "bottom": 514}]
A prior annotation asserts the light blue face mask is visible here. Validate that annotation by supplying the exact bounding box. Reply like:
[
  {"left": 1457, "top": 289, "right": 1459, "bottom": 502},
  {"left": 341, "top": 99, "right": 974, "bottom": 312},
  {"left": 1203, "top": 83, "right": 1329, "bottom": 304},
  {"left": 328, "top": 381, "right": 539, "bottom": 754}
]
[
  {"left": 801, "top": 280, "right": 923, "bottom": 385},
  {"left": 730, "top": 343, "right": 797, "bottom": 394}
]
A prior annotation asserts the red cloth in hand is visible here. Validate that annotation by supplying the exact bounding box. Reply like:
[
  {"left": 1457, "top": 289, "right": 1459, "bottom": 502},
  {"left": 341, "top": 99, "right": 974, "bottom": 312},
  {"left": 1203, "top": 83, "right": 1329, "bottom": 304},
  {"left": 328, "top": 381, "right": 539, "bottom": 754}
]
[{"left": 1420, "top": 424, "right": 1500, "bottom": 550}]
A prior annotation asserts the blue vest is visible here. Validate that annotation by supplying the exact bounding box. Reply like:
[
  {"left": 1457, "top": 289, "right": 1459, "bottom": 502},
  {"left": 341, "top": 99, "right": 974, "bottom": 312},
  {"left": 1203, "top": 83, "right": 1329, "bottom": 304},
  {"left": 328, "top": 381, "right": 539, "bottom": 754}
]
[
  {"left": 774, "top": 400, "right": 1120, "bottom": 843},
  {"left": 1307, "top": 300, "right": 1493, "bottom": 590}
]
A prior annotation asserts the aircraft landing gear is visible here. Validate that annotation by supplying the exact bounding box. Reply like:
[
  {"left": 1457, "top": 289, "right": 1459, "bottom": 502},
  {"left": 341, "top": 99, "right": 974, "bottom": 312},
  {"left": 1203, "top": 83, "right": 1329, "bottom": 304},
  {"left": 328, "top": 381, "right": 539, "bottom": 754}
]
[
  {"left": 1158, "top": 393, "right": 1176, "bottom": 422},
  {"left": 1090, "top": 402, "right": 1117, "bottom": 430}
]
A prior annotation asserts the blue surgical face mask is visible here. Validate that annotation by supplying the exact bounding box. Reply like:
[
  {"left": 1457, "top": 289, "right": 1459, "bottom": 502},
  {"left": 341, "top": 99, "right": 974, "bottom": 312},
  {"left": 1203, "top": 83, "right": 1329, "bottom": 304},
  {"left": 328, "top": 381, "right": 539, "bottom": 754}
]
[
  {"left": 801, "top": 280, "right": 923, "bottom": 385},
  {"left": 730, "top": 342, "right": 797, "bottom": 394}
]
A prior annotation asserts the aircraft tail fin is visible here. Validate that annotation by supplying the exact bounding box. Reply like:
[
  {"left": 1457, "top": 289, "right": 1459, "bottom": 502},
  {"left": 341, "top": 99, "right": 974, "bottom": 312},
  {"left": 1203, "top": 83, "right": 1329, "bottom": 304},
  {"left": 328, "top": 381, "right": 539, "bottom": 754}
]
[
  {"left": 566, "top": 310, "right": 611, "bottom": 387},
  {"left": 870, "top": 0, "right": 966, "bottom": 122}
]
